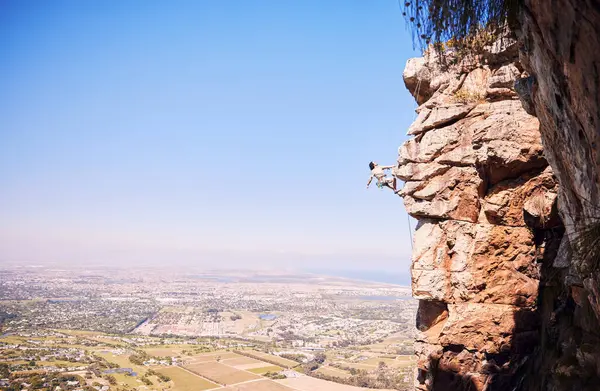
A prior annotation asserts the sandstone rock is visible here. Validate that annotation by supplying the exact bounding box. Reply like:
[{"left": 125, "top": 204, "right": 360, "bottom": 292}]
[
  {"left": 460, "top": 67, "right": 490, "bottom": 94},
  {"left": 523, "top": 190, "right": 558, "bottom": 229},
  {"left": 403, "top": 179, "right": 481, "bottom": 221},
  {"left": 518, "top": 3, "right": 600, "bottom": 385},
  {"left": 485, "top": 87, "right": 516, "bottom": 100},
  {"left": 411, "top": 221, "right": 539, "bottom": 306},
  {"left": 521, "top": 0, "right": 600, "bottom": 226},
  {"left": 553, "top": 235, "right": 572, "bottom": 269},
  {"left": 397, "top": 181, "right": 422, "bottom": 197},
  {"left": 439, "top": 303, "right": 538, "bottom": 354},
  {"left": 408, "top": 104, "right": 476, "bottom": 136},
  {"left": 414, "top": 341, "right": 443, "bottom": 391},
  {"left": 514, "top": 76, "right": 536, "bottom": 115},
  {"left": 395, "top": 162, "right": 451, "bottom": 182},
  {"left": 416, "top": 300, "right": 449, "bottom": 332},
  {"left": 414, "top": 341, "right": 443, "bottom": 368},
  {"left": 483, "top": 36, "right": 519, "bottom": 65},
  {"left": 403, "top": 57, "right": 432, "bottom": 104},
  {"left": 437, "top": 349, "right": 484, "bottom": 375},
  {"left": 400, "top": 30, "right": 568, "bottom": 391},
  {"left": 404, "top": 166, "right": 482, "bottom": 221},
  {"left": 468, "top": 100, "right": 546, "bottom": 184},
  {"left": 400, "top": 100, "right": 545, "bottom": 199},
  {"left": 482, "top": 167, "right": 557, "bottom": 227},
  {"left": 488, "top": 64, "right": 521, "bottom": 89},
  {"left": 400, "top": 121, "right": 474, "bottom": 165}
]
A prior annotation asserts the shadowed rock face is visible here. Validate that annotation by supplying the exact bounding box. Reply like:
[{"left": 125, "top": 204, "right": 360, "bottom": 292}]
[
  {"left": 398, "top": 39, "right": 564, "bottom": 390},
  {"left": 515, "top": 1, "right": 600, "bottom": 390}
]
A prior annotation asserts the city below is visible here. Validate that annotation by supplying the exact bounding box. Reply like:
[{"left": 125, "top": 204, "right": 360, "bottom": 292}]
[{"left": 0, "top": 266, "right": 417, "bottom": 391}]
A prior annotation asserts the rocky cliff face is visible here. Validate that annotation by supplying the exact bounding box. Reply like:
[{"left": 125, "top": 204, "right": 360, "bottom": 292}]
[
  {"left": 398, "top": 40, "right": 565, "bottom": 390},
  {"left": 516, "top": 1, "right": 600, "bottom": 390},
  {"left": 398, "top": 3, "right": 600, "bottom": 389}
]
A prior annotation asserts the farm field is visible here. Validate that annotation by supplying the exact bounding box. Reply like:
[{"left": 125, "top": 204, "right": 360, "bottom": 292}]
[
  {"left": 233, "top": 362, "right": 274, "bottom": 370},
  {"left": 51, "top": 344, "right": 98, "bottom": 350},
  {"left": 316, "top": 366, "right": 352, "bottom": 379},
  {"left": 247, "top": 365, "right": 282, "bottom": 375},
  {"left": 277, "top": 375, "right": 397, "bottom": 391},
  {"left": 183, "top": 361, "right": 261, "bottom": 385},
  {"left": 220, "top": 356, "right": 264, "bottom": 367},
  {"left": 237, "top": 352, "right": 298, "bottom": 368},
  {"left": 143, "top": 347, "right": 189, "bottom": 357},
  {"left": 361, "top": 332, "right": 414, "bottom": 354},
  {"left": 1, "top": 328, "right": 412, "bottom": 391},
  {"left": 156, "top": 367, "right": 219, "bottom": 391},
  {"left": 133, "top": 308, "right": 270, "bottom": 338},
  {"left": 331, "top": 362, "right": 375, "bottom": 370},
  {"left": 95, "top": 351, "right": 133, "bottom": 368},
  {"left": 187, "top": 351, "right": 241, "bottom": 363},
  {"left": 54, "top": 329, "right": 103, "bottom": 336},
  {"left": 220, "top": 311, "right": 263, "bottom": 335},
  {"left": 221, "top": 380, "right": 295, "bottom": 390},
  {"left": 112, "top": 373, "right": 143, "bottom": 388},
  {"left": 360, "top": 356, "right": 414, "bottom": 368},
  {"left": 142, "top": 344, "right": 214, "bottom": 357},
  {"left": 0, "top": 336, "right": 28, "bottom": 344},
  {"left": 0, "top": 259, "right": 418, "bottom": 391}
]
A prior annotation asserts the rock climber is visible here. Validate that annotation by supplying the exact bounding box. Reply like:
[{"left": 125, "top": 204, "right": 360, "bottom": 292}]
[{"left": 367, "top": 161, "right": 398, "bottom": 192}]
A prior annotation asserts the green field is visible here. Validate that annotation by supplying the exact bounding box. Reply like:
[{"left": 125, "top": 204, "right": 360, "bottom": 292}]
[
  {"left": 111, "top": 373, "right": 142, "bottom": 388},
  {"left": 96, "top": 351, "right": 134, "bottom": 368},
  {"left": 331, "top": 362, "right": 374, "bottom": 370},
  {"left": 56, "top": 329, "right": 106, "bottom": 336},
  {"left": 52, "top": 344, "right": 98, "bottom": 350},
  {"left": 187, "top": 351, "right": 240, "bottom": 362},
  {"left": 0, "top": 336, "right": 28, "bottom": 344},
  {"left": 143, "top": 346, "right": 189, "bottom": 357},
  {"left": 239, "top": 352, "right": 298, "bottom": 368},
  {"left": 247, "top": 365, "right": 282, "bottom": 374},
  {"left": 361, "top": 356, "right": 414, "bottom": 368},
  {"left": 316, "top": 366, "right": 352, "bottom": 379},
  {"left": 143, "top": 346, "right": 216, "bottom": 357},
  {"left": 156, "top": 367, "right": 219, "bottom": 391}
]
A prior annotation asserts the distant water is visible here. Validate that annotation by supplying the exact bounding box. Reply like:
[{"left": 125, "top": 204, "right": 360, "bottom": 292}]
[
  {"left": 189, "top": 274, "right": 236, "bottom": 282},
  {"left": 259, "top": 314, "right": 277, "bottom": 320},
  {"left": 306, "top": 269, "right": 411, "bottom": 286}
]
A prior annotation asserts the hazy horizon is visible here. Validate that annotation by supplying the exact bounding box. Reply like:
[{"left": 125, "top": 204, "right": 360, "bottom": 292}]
[{"left": 1, "top": 1, "right": 418, "bottom": 272}]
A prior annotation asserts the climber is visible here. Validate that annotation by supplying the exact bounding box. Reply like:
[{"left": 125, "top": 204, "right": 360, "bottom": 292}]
[{"left": 367, "top": 161, "right": 398, "bottom": 192}]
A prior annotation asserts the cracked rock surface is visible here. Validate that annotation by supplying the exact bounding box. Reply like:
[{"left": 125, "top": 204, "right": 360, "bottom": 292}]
[{"left": 398, "top": 39, "right": 563, "bottom": 391}]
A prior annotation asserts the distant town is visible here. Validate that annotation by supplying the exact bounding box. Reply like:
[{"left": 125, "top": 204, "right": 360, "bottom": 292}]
[{"left": 0, "top": 266, "right": 417, "bottom": 391}]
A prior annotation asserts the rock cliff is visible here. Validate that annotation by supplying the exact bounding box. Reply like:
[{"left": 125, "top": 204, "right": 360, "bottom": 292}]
[
  {"left": 516, "top": 1, "right": 600, "bottom": 390},
  {"left": 397, "top": 39, "right": 566, "bottom": 390},
  {"left": 397, "top": 2, "right": 600, "bottom": 389}
]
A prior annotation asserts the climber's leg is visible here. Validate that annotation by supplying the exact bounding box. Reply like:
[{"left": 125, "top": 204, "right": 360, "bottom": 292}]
[{"left": 383, "top": 178, "right": 395, "bottom": 191}]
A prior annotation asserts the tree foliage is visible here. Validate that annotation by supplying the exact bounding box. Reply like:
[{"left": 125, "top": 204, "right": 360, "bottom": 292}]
[
  {"left": 401, "top": 0, "right": 521, "bottom": 49},
  {"left": 105, "top": 375, "right": 117, "bottom": 385},
  {"left": 572, "top": 221, "right": 600, "bottom": 276}
]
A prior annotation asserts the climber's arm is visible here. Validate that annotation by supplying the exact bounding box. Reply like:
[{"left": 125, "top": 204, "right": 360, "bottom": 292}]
[
  {"left": 366, "top": 174, "right": 373, "bottom": 188},
  {"left": 381, "top": 165, "right": 395, "bottom": 170}
]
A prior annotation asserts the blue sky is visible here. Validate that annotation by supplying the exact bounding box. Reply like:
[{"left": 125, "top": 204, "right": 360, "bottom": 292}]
[{"left": 0, "top": 0, "right": 419, "bottom": 273}]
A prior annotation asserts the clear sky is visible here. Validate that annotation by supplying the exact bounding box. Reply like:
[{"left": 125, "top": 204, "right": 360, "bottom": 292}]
[{"left": 0, "top": 0, "right": 419, "bottom": 274}]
